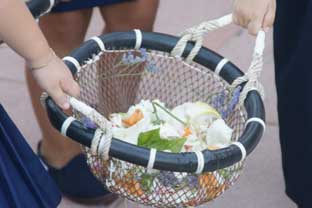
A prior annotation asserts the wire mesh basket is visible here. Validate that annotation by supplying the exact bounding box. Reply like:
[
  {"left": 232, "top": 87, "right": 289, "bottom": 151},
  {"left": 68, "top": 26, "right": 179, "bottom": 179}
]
[{"left": 44, "top": 14, "right": 266, "bottom": 207}]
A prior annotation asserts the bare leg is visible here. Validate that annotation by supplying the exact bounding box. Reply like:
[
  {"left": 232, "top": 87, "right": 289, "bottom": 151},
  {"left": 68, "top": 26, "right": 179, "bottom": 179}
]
[
  {"left": 25, "top": 9, "right": 92, "bottom": 168},
  {"left": 96, "top": 0, "right": 159, "bottom": 114},
  {"left": 25, "top": 0, "right": 159, "bottom": 168},
  {"left": 99, "top": 0, "right": 159, "bottom": 33}
]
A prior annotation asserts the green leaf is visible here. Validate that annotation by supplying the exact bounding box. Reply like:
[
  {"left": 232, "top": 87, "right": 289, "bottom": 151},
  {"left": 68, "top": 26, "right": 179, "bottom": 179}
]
[
  {"left": 140, "top": 174, "right": 155, "bottom": 193},
  {"left": 138, "top": 128, "right": 186, "bottom": 153},
  {"left": 166, "top": 138, "right": 187, "bottom": 153},
  {"left": 218, "top": 169, "right": 231, "bottom": 180},
  {"left": 138, "top": 128, "right": 159, "bottom": 146}
]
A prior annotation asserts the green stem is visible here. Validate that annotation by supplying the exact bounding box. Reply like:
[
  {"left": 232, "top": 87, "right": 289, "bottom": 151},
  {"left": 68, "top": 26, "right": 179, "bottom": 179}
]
[
  {"left": 115, "top": 61, "right": 144, "bottom": 76},
  {"left": 152, "top": 102, "right": 161, "bottom": 124},
  {"left": 101, "top": 72, "right": 145, "bottom": 81},
  {"left": 152, "top": 102, "right": 186, "bottom": 126},
  {"left": 99, "top": 54, "right": 146, "bottom": 79}
]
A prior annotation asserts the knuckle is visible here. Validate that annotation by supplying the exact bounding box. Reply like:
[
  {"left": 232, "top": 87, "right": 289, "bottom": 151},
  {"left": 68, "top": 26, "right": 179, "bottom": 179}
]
[
  {"left": 232, "top": 15, "right": 240, "bottom": 25},
  {"left": 248, "top": 25, "right": 258, "bottom": 36}
]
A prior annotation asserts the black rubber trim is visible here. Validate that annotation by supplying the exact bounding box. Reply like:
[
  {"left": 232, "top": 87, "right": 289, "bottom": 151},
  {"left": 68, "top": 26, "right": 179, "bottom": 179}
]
[
  {"left": 0, "top": 0, "right": 54, "bottom": 46},
  {"left": 63, "top": 60, "right": 78, "bottom": 76},
  {"left": 45, "top": 31, "right": 265, "bottom": 172},
  {"left": 26, "top": 0, "right": 53, "bottom": 19},
  {"left": 63, "top": 39, "right": 103, "bottom": 76}
]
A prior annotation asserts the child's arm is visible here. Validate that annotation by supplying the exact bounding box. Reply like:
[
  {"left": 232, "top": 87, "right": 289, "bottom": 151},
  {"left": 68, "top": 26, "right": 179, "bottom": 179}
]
[
  {"left": 232, "top": 0, "right": 276, "bottom": 35},
  {"left": 0, "top": 0, "right": 79, "bottom": 109}
]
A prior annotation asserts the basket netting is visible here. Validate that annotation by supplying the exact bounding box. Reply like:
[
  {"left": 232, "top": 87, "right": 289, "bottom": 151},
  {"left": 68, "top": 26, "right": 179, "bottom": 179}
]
[{"left": 73, "top": 49, "right": 247, "bottom": 207}]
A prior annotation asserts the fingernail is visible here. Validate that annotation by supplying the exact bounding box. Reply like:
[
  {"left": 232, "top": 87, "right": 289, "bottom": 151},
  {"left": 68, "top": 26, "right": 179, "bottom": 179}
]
[
  {"left": 264, "top": 27, "right": 270, "bottom": 32},
  {"left": 62, "top": 102, "right": 70, "bottom": 110}
]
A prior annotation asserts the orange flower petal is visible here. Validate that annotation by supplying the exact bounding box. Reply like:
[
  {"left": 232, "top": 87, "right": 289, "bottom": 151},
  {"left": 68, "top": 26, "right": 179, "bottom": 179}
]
[
  {"left": 182, "top": 127, "right": 192, "bottom": 137},
  {"left": 122, "top": 109, "right": 144, "bottom": 127}
]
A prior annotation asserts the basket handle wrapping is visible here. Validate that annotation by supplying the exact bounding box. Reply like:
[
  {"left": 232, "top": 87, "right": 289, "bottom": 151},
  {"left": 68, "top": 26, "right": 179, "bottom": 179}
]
[
  {"left": 68, "top": 96, "right": 112, "bottom": 160},
  {"left": 171, "top": 13, "right": 265, "bottom": 105}
]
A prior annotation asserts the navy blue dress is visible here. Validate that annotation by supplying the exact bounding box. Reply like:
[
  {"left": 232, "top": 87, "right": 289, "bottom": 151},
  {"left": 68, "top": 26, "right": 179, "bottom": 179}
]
[
  {"left": 0, "top": 104, "right": 61, "bottom": 208},
  {"left": 274, "top": 0, "right": 312, "bottom": 207},
  {"left": 52, "top": 0, "right": 132, "bottom": 12}
]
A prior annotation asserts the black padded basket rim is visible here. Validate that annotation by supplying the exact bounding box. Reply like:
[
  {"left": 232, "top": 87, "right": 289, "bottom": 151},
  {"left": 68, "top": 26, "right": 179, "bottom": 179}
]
[
  {"left": 45, "top": 31, "right": 265, "bottom": 173},
  {"left": 26, "top": 0, "right": 53, "bottom": 19},
  {"left": 0, "top": 0, "right": 53, "bottom": 46}
]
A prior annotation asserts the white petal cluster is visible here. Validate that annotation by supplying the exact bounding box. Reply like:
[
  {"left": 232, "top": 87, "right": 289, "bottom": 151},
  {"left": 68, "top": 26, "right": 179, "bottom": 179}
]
[{"left": 109, "top": 100, "right": 233, "bottom": 151}]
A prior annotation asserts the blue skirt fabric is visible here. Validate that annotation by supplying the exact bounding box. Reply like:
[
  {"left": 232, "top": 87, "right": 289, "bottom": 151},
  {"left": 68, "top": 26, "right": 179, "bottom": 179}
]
[
  {"left": 274, "top": 0, "right": 312, "bottom": 206},
  {"left": 52, "top": 0, "right": 132, "bottom": 12},
  {"left": 0, "top": 105, "right": 61, "bottom": 208}
]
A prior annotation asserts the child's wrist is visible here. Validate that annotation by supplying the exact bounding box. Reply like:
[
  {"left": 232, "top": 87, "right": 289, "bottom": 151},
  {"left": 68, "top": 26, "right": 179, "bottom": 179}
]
[{"left": 27, "top": 48, "right": 56, "bottom": 70}]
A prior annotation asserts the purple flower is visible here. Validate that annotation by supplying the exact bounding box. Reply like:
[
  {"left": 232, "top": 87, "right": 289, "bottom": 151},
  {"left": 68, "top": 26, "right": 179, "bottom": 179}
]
[
  {"left": 140, "top": 48, "right": 148, "bottom": 59},
  {"left": 127, "top": 53, "right": 135, "bottom": 63},
  {"left": 145, "top": 61, "right": 158, "bottom": 73},
  {"left": 229, "top": 86, "right": 241, "bottom": 108},
  {"left": 212, "top": 91, "right": 226, "bottom": 110},
  {"left": 158, "top": 171, "right": 179, "bottom": 187},
  {"left": 121, "top": 52, "right": 130, "bottom": 63},
  {"left": 187, "top": 175, "right": 199, "bottom": 189},
  {"left": 221, "top": 109, "right": 229, "bottom": 119},
  {"left": 121, "top": 49, "right": 148, "bottom": 65},
  {"left": 121, "top": 52, "right": 134, "bottom": 64},
  {"left": 135, "top": 56, "right": 143, "bottom": 62},
  {"left": 83, "top": 117, "right": 97, "bottom": 129},
  {"left": 221, "top": 86, "right": 242, "bottom": 119},
  {"left": 120, "top": 48, "right": 159, "bottom": 73}
]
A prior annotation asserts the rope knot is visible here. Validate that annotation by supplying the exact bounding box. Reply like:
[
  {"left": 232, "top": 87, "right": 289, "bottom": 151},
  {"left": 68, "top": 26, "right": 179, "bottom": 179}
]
[
  {"left": 171, "top": 26, "right": 204, "bottom": 63},
  {"left": 82, "top": 109, "right": 113, "bottom": 161},
  {"left": 91, "top": 124, "right": 113, "bottom": 161},
  {"left": 171, "top": 14, "right": 233, "bottom": 63},
  {"left": 231, "top": 51, "right": 265, "bottom": 105}
]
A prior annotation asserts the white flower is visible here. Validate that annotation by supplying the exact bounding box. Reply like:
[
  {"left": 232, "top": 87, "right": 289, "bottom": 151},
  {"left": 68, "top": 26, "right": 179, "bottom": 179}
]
[
  {"left": 188, "top": 102, "right": 220, "bottom": 127},
  {"left": 170, "top": 102, "right": 220, "bottom": 126},
  {"left": 159, "top": 123, "right": 183, "bottom": 139},
  {"left": 170, "top": 102, "right": 190, "bottom": 123},
  {"left": 112, "top": 116, "right": 158, "bottom": 145},
  {"left": 110, "top": 99, "right": 233, "bottom": 153},
  {"left": 182, "top": 134, "right": 207, "bottom": 152},
  {"left": 205, "top": 119, "right": 233, "bottom": 146}
]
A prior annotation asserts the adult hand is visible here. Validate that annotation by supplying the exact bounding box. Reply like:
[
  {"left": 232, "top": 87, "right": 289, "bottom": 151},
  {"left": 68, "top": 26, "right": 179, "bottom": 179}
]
[{"left": 233, "top": 0, "right": 276, "bottom": 35}]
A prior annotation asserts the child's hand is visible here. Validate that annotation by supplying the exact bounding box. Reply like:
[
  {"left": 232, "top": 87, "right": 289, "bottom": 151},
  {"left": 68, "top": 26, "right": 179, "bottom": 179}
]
[
  {"left": 29, "top": 51, "right": 80, "bottom": 110},
  {"left": 233, "top": 0, "right": 276, "bottom": 35}
]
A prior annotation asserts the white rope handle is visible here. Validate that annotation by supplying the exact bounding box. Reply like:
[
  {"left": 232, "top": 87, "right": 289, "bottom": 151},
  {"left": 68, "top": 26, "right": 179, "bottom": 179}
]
[
  {"left": 231, "top": 30, "right": 265, "bottom": 105},
  {"left": 171, "top": 14, "right": 232, "bottom": 62},
  {"left": 171, "top": 13, "right": 266, "bottom": 105},
  {"left": 68, "top": 97, "right": 113, "bottom": 160}
]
